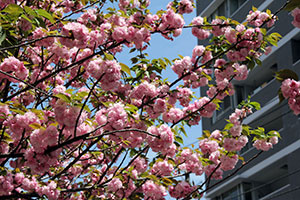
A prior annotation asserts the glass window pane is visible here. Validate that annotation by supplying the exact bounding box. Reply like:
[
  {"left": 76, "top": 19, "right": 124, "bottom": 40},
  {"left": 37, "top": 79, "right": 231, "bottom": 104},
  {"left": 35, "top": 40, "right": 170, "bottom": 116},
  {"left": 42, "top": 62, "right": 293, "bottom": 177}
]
[
  {"left": 222, "top": 186, "right": 241, "bottom": 200},
  {"left": 218, "top": 2, "right": 226, "bottom": 17},
  {"left": 230, "top": 0, "right": 239, "bottom": 15},
  {"left": 212, "top": 9, "right": 219, "bottom": 18},
  {"left": 292, "top": 39, "right": 300, "bottom": 63},
  {"left": 242, "top": 182, "right": 252, "bottom": 200},
  {"left": 239, "top": 0, "right": 247, "bottom": 6}
]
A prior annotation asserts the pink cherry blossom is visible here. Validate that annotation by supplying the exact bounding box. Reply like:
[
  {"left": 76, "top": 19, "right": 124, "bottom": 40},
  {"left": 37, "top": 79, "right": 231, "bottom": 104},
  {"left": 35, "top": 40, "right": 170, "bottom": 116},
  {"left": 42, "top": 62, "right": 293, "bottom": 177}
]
[{"left": 292, "top": 8, "right": 300, "bottom": 28}]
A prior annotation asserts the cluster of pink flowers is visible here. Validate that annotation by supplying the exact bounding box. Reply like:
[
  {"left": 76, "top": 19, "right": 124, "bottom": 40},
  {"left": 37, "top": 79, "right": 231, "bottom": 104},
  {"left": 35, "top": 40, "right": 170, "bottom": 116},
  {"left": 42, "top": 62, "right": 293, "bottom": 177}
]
[
  {"left": 0, "top": 0, "right": 14, "bottom": 9},
  {"left": 177, "top": 149, "right": 203, "bottom": 175},
  {"left": 0, "top": 57, "right": 28, "bottom": 82},
  {"left": 246, "top": 10, "right": 275, "bottom": 27},
  {"left": 223, "top": 136, "right": 249, "bottom": 152},
  {"left": 108, "top": 178, "right": 123, "bottom": 192},
  {"left": 78, "top": 8, "right": 97, "bottom": 24},
  {"left": 204, "top": 164, "right": 223, "bottom": 180},
  {"left": 118, "top": 0, "right": 150, "bottom": 10},
  {"left": 171, "top": 56, "right": 193, "bottom": 76},
  {"left": 30, "top": 125, "right": 59, "bottom": 154},
  {"left": 163, "top": 107, "right": 184, "bottom": 123},
  {"left": 253, "top": 131, "right": 279, "bottom": 151},
  {"left": 292, "top": 8, "right": 300, "bottom": 28},
  {"left": 142, "top": 180, "right": 167, "bottom": 199},
  {"left": 220, "top": 154, "right": 238, "bottom": 171},
  {"left": 199, "top": 138, "right": 219, "bottom": 154},
  {"left": 191, "top": 16, "right": 210, "bottom": 40},
  {"left": 131, "top": 81, "right": 157, "bottom": 103},
  {"left": 151, "top": 160, "right": 174, "bottom": 176},
  {"left": 229, "top": 108, "right": 248, "bottom": 137},
  {"left": 5, "top": 111, "right": 40, "bottom": 142},
  {"left": 147, "top": 125, "right": 174, "bottom": 153},
  {"left": 60, "top": 22, "right": 90, "bottom": 48},
  {"left": 32, "top": 28, "right": 55, "bottom": 47},
  {"left": 281, "top": 78, "right": 300, "bottom": 115},
  {"left": 253, "top": 139, "right": 274, "bottom": 151},
  {"left": 158, "top": 9, "right": 185, "bottom": 37},
  {"left": 106, "top": 103, "right": 128, "bottom": 130},
  {"left": 169, "top": 181, "right": 195, "bottom": 198},
  {"left": 0, "top": 172, "right": 59, "bottom": 200},
  {"left": 167, "top": 0, "right": 194, "bottom": 14},
  {"left": 54, "top": 99, "right": 87, "bottom": 128}
]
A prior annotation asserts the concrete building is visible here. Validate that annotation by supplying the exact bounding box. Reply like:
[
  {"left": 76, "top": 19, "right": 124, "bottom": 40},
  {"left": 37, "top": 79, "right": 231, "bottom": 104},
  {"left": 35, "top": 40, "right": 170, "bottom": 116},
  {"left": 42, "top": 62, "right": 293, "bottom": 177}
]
[{"left": 197, "top": 0, "right": 300, "bottom": 199}]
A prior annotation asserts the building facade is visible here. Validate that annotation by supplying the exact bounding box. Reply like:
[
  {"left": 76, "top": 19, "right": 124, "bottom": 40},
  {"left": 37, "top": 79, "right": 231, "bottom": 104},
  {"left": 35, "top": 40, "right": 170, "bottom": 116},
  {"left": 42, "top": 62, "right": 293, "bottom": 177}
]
[{"left": 197, "top": 0, "right": 300, "bottom": 200}]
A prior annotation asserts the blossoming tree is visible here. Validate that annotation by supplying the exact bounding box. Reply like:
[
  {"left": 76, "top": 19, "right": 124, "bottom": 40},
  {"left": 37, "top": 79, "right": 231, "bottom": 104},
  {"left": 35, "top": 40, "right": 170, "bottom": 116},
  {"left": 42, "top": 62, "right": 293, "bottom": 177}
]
[{"left": 0, "top": 0, "right": 299, "bottom": 199}]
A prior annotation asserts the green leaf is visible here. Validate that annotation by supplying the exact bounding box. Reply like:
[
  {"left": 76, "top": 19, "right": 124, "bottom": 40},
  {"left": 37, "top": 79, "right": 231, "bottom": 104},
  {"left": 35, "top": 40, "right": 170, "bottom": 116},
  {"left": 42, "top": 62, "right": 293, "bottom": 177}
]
[
  {"left": 20, "top": 14, "right": 33, "bottom": 24},
  {"left": 161, "top": 177, "right": 173, "bottom": 186},
  {"left": 10, "top": 108, "right": 25, "bottom": 115},
  {"left": 284, "top": 0, "right": 300, "bottom": 11},
  {"left": 179, "top": 126, "right": 187, "bottom": 137},
  {"left": 248, "top": 59, "right": 255, "bottom": 70},
  {"left": 1, "top": 4, "right": 23, "bottom": 17},
  {"left": 24, "top": 6, "right": 37, "bottom": 17},
  {"left": 77, "top": 91, "right": 89, "bottom": 98},
  {"left": 0, "top": 167, "right": 7, "bottom": 176},
  {"left": 238, "top": 155, "right": 245, "bottom": 161},
  {"left": 178, "top": 54, "right": 184, "bottom": 59},
  {"left": 101, "top": 101, "right": 113, "bottom": 108},
  {"left": 255, "top": 58, "right": 262, "bottom": 66},
  {"left": 164, "top": 57, "right": 171, "bottom": 66},
  {"left": 125, "top": 104, "right": 138, "bottom": 113},
  {"left": 242, "top": 125, "right": 250, "bottom": 136},
  {"left": 55, "top": 93, "right": 72, "bottom": 103},
  {"left": 129, "top": 149, "right": 138, "bottom": 157},
  {"left": 275, "top": 69, "right": 299, "bottom": 82},
  {"left": 203, "top": 130, "right": 210, "bottom": 137},
  {"left": 75, "top": 103, "right": 91, "bottom": 112},
  {"left": 104, "top": 52, "right": 114, "bottom": 60},
  {"left": 224, "top": 123, "right": 233, "bottom": 130},
  {"left": 278, "top": 89, "right": 285, "bottom": 103},
  {"left": 29, "top": 123, "right": 42, "bottom": 129},
  {"left": 0, "top": 27, "right": 6, "bottom": 46},
  {"left": 131, "top": 57, "right": 138, "bottom": 64},
  {"left": 129, "top": 48, "right": 136, "bottom": 53},
  {"left": 120, "top": 63, "right": 131, "bottom": 75},
  {"left": 36, "top": 9, "right": 55, "bottom": 24},
  {"left": 175, "top": 135, "right": 183, "bottom": 144},
  {"left": 250, "top": 102, "right": 261, "bottom": 110},
  {"left": 2, "top": 131, "right": 13, "bottom": 142}
]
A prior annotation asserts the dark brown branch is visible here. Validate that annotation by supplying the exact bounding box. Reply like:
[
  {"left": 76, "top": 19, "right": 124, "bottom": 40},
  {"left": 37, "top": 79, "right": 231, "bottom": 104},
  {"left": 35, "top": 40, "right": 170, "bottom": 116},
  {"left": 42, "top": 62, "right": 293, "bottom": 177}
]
[
  {"left": 0, "top": 70, "right": 52, "bottom": 98},
  {"left": 0, "top": 35, "right": 70, "bottom": 52},
  {"left": 6, "top": 40, "right": 125, "bottom": 101},
  {"left": 73, "top": 74, "right": 104, "bottom": 137}
]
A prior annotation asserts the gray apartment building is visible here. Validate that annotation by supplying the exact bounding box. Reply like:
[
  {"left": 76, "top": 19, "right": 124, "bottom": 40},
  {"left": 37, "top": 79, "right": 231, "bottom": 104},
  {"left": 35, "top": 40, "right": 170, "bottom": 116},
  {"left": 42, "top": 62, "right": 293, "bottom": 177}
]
[{"left": 197, "top": 0, "right": 300, "bottom": 200}]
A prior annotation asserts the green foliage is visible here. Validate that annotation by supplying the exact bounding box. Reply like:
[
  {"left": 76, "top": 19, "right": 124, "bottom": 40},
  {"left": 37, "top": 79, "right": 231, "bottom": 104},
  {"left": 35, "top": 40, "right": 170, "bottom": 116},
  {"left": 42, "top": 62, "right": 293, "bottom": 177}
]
[
  {"left": 266, "top": 32, "right": 282, "bottom": 47},
  {"left": 284, "top": 0, "right": 300, "bottom": 11},
  {"left": 275, "top": 69, "right": 299, "bottom": 82}
]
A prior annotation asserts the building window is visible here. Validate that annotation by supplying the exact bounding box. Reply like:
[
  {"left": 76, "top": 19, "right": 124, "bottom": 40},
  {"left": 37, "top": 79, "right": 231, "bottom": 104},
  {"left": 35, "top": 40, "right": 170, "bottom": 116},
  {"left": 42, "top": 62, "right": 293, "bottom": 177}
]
[
  {"left": 213, "top": 184, "right": 249, "bottom": 200},
  {"left": 212, "top": 95, "right": 232, "bottom": 124},
  {"left": 208, "top": 0, "right": 248, "bottom": 20},
  {"left": 222, "top": 185, "right": 241, "bottom": 200},
  {"left": 291, "top": 39, "right": 300, "bottom": 63},
  {"left": 217, "top": 95, "right": 231, "bottom": 115},
  {"left": 218, "top": 2, "right": 226, "bottom": 17},
  {"left": 229, "top": 0, "right": 239, "bottom": 15},
  {"left": 229, "top": 0, "right": 247, "bottom": 15}
]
